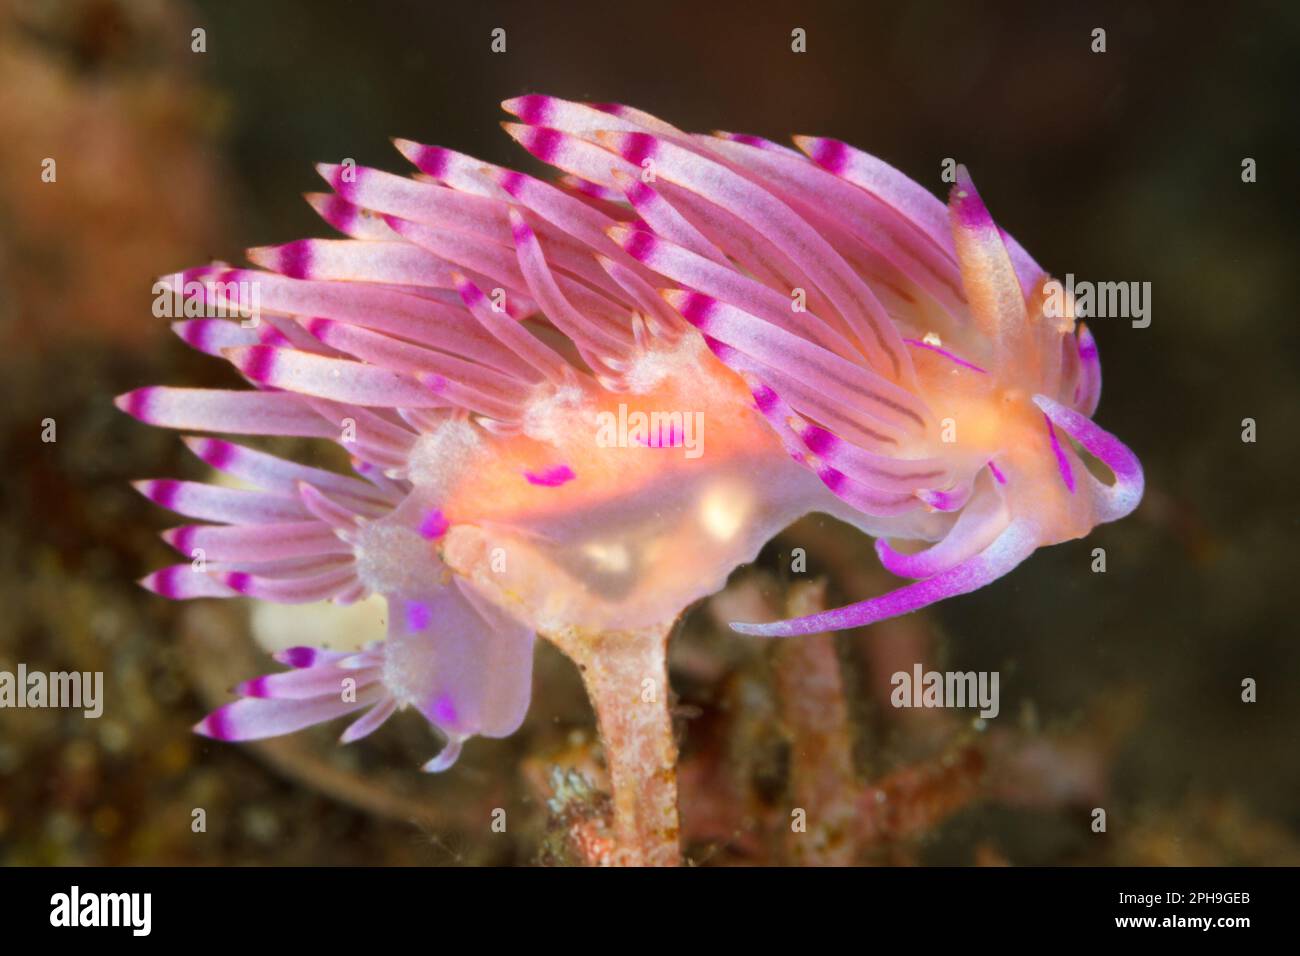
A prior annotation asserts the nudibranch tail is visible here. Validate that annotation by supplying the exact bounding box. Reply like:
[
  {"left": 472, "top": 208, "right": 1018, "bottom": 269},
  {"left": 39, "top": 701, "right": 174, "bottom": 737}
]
[{"left": 194, "top": 577, "right": 534, "bottom": 772}]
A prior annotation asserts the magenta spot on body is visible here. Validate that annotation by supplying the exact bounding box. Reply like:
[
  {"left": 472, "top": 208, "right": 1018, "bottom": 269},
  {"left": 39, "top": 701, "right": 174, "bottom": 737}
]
[
  {"left": 243, "top": 676, "right": 272, "bottom": 698},
  {"left": 241, "top": 346, "right": 276, "bottom": 383},
  {"left": 626, "top": 178, "right": 654, "bottom": 205},
  {"left": 675, "top": 291, "right": 715, "bottom": 327},
  {"left": 147, "top": 479, "right": 181, "bottom": 509},
  {"left": 196, "top": 438, "right": 235, "bottom": 470},
  {"left": 278, "top": 240, "right": 312, "bottom": 279},
  {"left": 730, "top": 133, "right": 766, "bottom": 148},
  {"left": 259, "top": 326, "right": 290, "bottom": 347},
  {"left": 305, "top": 317, "right": 334, "bottom": 340},
  {"left": 903, "top": 338, "right": 987, "bottom": 374},
  {"left": 810, "top": 138, "right": 848, "bottom": 174},
  {"left": 510, "top": 217, "right": 534, "bottom": 244},
  {"left": 425, "top": 374, "right": 449, "bottom": 394},
  {"left": 702, "top": 334, "right": 733, "bottom": 362},
  {"left": 197, "top": 705, "right": 235, "bottom": 741},
  {"left": 622, "top": 229, "right": 656, "bottom": 262},
  {"left": 513, "top": 94, "right": 550, "bottom": 124},
  {"left": 419, "top": 145, "right": 450, "bottom": 179},
  {"left": 168, "top": 526, "right": 196, "bottom": 554},
  {"left": 280, "top": 647, "right": 317, "bottom": 668},
  {"left": 588, "top": 101, "right": 621, "bottom": 115},
  {"left": 323, "top": 194, "right": 357, "bottom": 230},
  {"left": 818, "top": 466, "right": 847, "bottom": 493},
  {"left": 457, "top": 280, "right": 484, "bottom": 306},
  {"left": 432, "top": 694, "right": 458, "bottom": 726},
  {"left": 987, "top": 460, "right": 1007, "bottom": 485},
  {"left": 1044, "top": 415, "right": 1076, "bottom": 493},
  {"left": 406, "top": 601, "right": 433, "bottom": 632},
  {"left": 498, "top": 170, "right": 527, "bottom": 198},
  {"left": 225, "top": 571, "right": 253, "bottom": 594},
  {"left": 179, "top": 321, "right": 209, "bottom": 350},
  {"left": 152, "top": 565, "right": 182, "bottom": 598},
  {"left": 418, "top": 508, "right": 449, "bottom": 539},
  {"left": 119, "top": 387, "right": 153, "bottom": 420},
  {"left": 801, "top": 424, "right": 837, "bottom": 455},
  {"left": 524, "top": 464, "right": 576, "bottom": 487},
  {"left": 525, "top": 126, "right": 563, "bottom": 162},
  {"left": 621, "top": 132, "right": 656, "bottom": 166},
  {"left": 330, "top": 164, "right": 364, "bottom": 200},
  {"left": 1078, "top": 335, "right": 1098, "bottom": 361},
  {"left": 750, "top": 385, "right": 780, "bottom": 415},
  {"left": 952, "top": 182, "right": 995, "bottom": 230}
]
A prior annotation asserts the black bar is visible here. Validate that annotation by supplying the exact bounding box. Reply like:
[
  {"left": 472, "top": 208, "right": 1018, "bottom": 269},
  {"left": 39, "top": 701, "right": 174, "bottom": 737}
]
[{"left": 0, "top": 866, "right": 1280, "bottom": 941}]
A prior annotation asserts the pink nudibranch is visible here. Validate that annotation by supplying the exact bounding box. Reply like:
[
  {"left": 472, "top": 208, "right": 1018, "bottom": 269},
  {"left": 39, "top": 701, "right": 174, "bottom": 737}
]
[{"left": 120, "top": 94, "right": 1142, "bottom": 768}]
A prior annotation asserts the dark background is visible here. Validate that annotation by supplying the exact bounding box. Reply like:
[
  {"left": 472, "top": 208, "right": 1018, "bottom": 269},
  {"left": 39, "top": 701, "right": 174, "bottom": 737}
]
[{"left": 0, "top": 0, "right": 1296, "bottom": 864}]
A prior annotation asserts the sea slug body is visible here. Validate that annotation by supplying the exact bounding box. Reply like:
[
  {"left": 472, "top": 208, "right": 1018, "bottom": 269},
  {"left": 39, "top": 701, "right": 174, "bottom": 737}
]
[{"left": 120, "top": 94, "right": 1142, "bottom": 768}]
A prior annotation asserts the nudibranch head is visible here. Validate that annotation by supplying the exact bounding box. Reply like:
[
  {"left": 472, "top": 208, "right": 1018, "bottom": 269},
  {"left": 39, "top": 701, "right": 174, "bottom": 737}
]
[
  {"left": 720, "top": 160, "right": 1144, "bottom": 635},
  {"left": 120, "top": 94, "right": 1142, "bottom": 766}
]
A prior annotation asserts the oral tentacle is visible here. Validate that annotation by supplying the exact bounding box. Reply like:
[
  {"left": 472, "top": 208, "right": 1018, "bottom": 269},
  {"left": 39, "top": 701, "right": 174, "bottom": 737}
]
[
  {"left": 875, "top": 477, "right": 1011, "bottom": 579},
  {"left": 1033, "top": 394, "right": 1143, "bottom": 522},
  {"left": 730, "top": 519, "right": 1039, "bottom": 637}
]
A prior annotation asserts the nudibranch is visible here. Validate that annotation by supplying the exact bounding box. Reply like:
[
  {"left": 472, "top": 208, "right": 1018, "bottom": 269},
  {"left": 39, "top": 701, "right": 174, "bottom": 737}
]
[{"left": 119, "top": 94, "right": 1142, "bottom": 772}]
